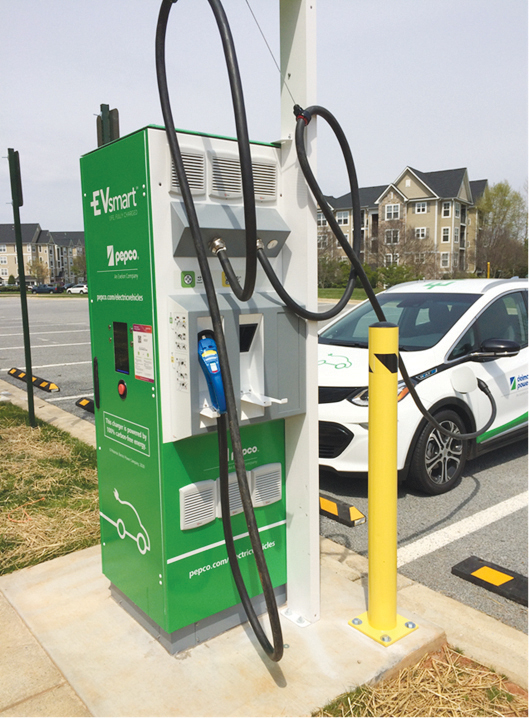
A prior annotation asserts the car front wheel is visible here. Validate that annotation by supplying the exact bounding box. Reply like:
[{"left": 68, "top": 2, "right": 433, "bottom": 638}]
[{"left": 408, "top": 409, "right": 468, "bottom": 495}]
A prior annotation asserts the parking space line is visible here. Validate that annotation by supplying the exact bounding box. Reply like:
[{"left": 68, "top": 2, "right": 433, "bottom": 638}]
[
  {"left": 397, "top": 491, "right": 528, "bottom": 568},
  {"left": 0, "top": 329, "right": 90, "bottom": 337},
  {"left": 2, "top": 342, "right": 91, "bottom": 350},
  {"left": 47, "top": 393, "right": 94, "bottom": 403},
  {"left": 1, "top": 361, "right": 92, "bottom": 371}
]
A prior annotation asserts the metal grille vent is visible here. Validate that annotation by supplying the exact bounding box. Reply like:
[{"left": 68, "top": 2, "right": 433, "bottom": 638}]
[
  {"left": 180, "top": 480, "right": 217, "bottom": 530},
  {"left": 251, "top": 463, "right": 282, "bottom": 507},
  {"left": 209, "top": 154, "right": 278, "bottom": 201},
  {"left": 210, "top": 155, "right": 242, "bottom": 198},
  {"left": 217, "top": 472, "right": 252, "bottom": 518},
  {"left": 252, "top": 161, "right": 277, "bottom": 201},
  {"left": 171, "top": 151, "right": 206, "bottom": 195}
]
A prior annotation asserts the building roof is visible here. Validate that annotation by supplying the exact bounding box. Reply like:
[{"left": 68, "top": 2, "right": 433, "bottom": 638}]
[
  {"left": 50, "top": 231, "right": 85, "bottom": 247},
  {"left": 407, "top": 167, "right": 467, "bottom": 199},
  {"left": 324, "top": 185, "right": 388, "bottom": 211},
  {"left": 0, "top": 225, "right": 85, "bottom": 247},
  {"left": 469, "top": 179, "right": 488, "bottom": 205},
  {"left": 0, "top": 223, "right": 41, "bottom": 244}
]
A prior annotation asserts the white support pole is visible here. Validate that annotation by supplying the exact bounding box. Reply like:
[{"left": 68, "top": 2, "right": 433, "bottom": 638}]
[{"left": 279, "top": 0, "right": 320, "bottom": 625}]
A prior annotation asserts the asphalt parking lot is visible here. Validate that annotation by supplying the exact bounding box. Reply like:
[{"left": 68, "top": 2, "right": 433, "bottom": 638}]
[
  {"left": 1, "top": 293, "right": 527, "bottom": 634},
  {"left": 0, "top": 295, "right": 94, "bottom": 424}
]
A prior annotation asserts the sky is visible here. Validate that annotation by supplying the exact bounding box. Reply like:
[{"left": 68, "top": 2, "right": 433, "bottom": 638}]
[{"left": 1, "top": 0, "right": 527, "bottom": 231}]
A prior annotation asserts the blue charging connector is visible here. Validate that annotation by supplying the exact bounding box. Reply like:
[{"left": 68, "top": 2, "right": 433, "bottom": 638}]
[{"left": 198, "top": 330, "right": 227, "bottom": 414}]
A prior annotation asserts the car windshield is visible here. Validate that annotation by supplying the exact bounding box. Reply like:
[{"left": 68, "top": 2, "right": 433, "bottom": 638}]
[{"left": 319, "top": 292, "right": 480, "bottom": 351}]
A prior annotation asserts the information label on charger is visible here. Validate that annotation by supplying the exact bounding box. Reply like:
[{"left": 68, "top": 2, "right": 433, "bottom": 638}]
[{"left": 133, "top": 324, "right": 154, "bottom": 383}]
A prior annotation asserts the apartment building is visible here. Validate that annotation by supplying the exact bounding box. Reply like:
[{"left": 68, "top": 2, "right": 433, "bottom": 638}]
[
  {"left": 0, "top": 224, "right": 85, "bottom": 285},
  {"left": 319, "top": 167, "right": 488, "bottom": 278}
]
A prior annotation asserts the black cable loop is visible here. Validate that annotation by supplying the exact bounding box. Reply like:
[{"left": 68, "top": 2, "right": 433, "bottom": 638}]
[
  {"left": 257, "top": 104, "right": 363, "bottom": 322},
  {"left": 156, "top": 0, "right": 283, "bottom": 662},
  {"left": 285, "top": 104, "right": 497, "bottom": 441}
]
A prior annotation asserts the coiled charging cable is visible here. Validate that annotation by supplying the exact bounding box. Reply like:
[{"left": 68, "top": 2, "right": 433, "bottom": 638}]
[
  {"left": 258, "top": 103, "right": 496, "bottom": 441},
  {"left": 156, "top": 0, "right": 283, "bottom": 662}
]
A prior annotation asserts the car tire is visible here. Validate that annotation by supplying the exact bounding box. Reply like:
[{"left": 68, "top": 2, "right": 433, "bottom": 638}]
[{"left": 408, "top": 409, "right": 468, "bottom": 495}]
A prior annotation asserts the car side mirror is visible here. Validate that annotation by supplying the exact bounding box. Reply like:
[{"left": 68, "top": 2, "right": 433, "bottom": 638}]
[{"left": 472, "top": 338, "right": 521, "bottom": 361}]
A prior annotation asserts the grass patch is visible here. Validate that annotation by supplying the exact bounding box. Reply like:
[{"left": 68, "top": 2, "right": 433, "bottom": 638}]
[
  {"left": 318, "top": 288, "right": 379, "bottom": 301},
  {"left": 313, "top": 645, "right": 528, "bottom": 717},
  {"left": 0, "top": 402, "right": 99, "bottom": 575}
]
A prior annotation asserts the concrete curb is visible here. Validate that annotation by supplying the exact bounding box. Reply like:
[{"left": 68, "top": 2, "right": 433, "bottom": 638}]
[{"left": 0, "top": 378, "right": 96, "bottom": 448}]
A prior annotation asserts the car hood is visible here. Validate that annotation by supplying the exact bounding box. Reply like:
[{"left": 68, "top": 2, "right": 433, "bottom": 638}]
[{"left": 318, "top": 342, "right": 435, "bottom": 388}]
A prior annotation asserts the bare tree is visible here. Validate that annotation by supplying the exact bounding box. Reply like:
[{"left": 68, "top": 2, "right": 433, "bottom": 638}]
[
  {"left": 371, "top": 220, "right": 438, "bottom": 279},
  {"left": 26, "top": 258, "right": 49, "bottom": 284},
  {"left": 476, "top": 181, "right": 528, "bottom": 277}
]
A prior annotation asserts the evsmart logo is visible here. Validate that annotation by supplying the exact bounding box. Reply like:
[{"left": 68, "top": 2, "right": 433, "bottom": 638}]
[
  {"left": 107, "top": 245, "right": 139, "bottom": 267},
  {"left": 90, "top": 186, "right": 138, "bottom": 216}
]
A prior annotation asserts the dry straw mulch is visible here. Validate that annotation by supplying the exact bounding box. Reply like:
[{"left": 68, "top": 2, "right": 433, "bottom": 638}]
[
  {"left": 0, "top": 403, "right": 100, "bottom": 575},
  {"left": 315, "top": 645, "right": 528, "bottom": 717}
]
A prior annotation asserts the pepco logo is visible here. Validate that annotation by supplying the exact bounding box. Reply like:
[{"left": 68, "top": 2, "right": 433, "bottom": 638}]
[{"left": 107, "top": 245, "right": 138, "bottom": 266}]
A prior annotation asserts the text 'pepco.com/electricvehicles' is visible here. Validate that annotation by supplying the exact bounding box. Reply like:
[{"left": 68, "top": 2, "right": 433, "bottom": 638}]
[{"left": 318, "top": 278, "right": 528, "bottom": 495}]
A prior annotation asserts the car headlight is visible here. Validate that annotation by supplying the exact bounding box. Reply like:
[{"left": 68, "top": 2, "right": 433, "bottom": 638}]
[{"left": 348, "top": 380, "right": 414, "bottom": 406}]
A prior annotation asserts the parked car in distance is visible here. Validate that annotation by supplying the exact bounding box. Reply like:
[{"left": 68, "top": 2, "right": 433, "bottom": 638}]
[
  {"left": 67, "top": 284, "right": 88, "bottom": 294},
  {"left": 31, "top": 284, "right": 56, "bottom": 294},
  {"left": 318, "top": 278, "right": 528, "bottom": 495}
]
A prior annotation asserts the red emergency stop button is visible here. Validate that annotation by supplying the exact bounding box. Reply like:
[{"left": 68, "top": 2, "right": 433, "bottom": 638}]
[{"left": 118, "top": 380, "right": 127, "bottom": 399}]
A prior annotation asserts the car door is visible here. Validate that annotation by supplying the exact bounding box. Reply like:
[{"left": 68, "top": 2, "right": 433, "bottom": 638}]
[{"left": 449, "top": 290, "right": 528, "bottom": 443}]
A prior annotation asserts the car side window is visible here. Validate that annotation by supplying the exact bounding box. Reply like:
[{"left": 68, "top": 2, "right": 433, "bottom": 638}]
[{"left": 449, "top": 292, "right": 528, "bottom": 361}]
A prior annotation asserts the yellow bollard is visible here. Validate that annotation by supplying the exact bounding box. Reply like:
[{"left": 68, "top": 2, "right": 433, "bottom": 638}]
[
  {"left": 367, "top": 321, "right": 399, "bottom": 630},
  {"left": 349, "top": 322, "right": 418, "bottom": 646}
]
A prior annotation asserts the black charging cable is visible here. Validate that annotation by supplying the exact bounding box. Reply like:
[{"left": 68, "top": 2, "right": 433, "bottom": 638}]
[
  {"left": 156, "top": 0, "right": 283, "bottom": 662},
  {"left": 268, "top": 103, "right": 497, "bottom": 441}
]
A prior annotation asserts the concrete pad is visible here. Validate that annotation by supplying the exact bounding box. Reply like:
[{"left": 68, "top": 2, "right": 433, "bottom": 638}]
[
  {"left": 397, "top": 581, "right": 528, "bottom": 689},
  {"left": 0, "top": 545, "right": 445, "bottom": 717},
  {"left": 0, "top": 379, "right": 96, "bottom": 448},
  {"left": 0, "top": 684, "right": 91, "bottom": 718},
  {"left": 0, "top": 593, "right": 65, "bottom": 712}
]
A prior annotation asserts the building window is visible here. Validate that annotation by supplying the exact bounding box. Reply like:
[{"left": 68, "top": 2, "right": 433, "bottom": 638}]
[
  {"left": 442, "top": 202, "right": 451, "bottom": 217},
  {"left": 441, "top": 252, "right": 450, "bottom": 268},
  {"left": 360, "top": 210, "right": 366, "bottom": 228},
  {"left": 0, "top": 257, "right": 7, "bottom": 265},
  {"left": 415, "top": 228, "right": 427, "bottom": 239},
  {"left": 385, "top": 253, "right": 399, "bottom": 266},
  {"left": 317, "top": 211, "right": 327, "bottom": 227},
  {"left": 455, "top": 202, "right": 460, "bottom": 218},
  {"left": 385, "top": 204, "right": 400, "bottom": 220},
  {"left": 454, "top": 227, "right": 459, "bottom": 243},
  {"left": 1, "top": 268, "right": 8, "bottom": 277},
  {"left": 0, "top": 245, "right": 6, "bottom": 253},
  {"left": 336, "top": 211, "right": 349, "bottom": 226},
  {"left": 442, "top": 227, "right": 450, "bottom": 243},
  {"left": 385, "top": 229, "right": 399, "bottom": 244},
  {"left": 415, "top": 202, "right": 427, "bottom": 214}
]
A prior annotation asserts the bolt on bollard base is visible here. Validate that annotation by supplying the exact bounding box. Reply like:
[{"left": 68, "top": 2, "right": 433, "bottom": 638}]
[
  {"left": 349, "top": 612, "right": 418, "bottom": 647},
  {"left": 349, "top": 322, "right": 418, "bottom": 646}
]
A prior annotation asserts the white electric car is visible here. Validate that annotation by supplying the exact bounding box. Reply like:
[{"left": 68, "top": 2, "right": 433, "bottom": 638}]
[{"left": 318, "top": 278, "right": 528, "bottom": 494}]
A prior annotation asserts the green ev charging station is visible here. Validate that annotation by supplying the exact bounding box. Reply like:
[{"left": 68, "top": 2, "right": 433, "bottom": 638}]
[{"left": 80, "top": 1, "right": 321, "bottom": 655}]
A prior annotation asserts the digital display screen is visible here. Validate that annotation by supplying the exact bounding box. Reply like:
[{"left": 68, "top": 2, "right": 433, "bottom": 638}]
[
  {"left": 113, "top": 322, "right": 130, "bottom": 374},
  {"left": 239, "top": 323, "right": 258, "bottom": 353}
]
